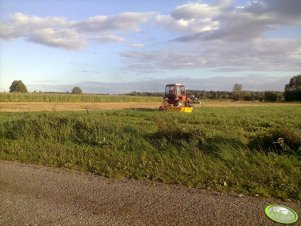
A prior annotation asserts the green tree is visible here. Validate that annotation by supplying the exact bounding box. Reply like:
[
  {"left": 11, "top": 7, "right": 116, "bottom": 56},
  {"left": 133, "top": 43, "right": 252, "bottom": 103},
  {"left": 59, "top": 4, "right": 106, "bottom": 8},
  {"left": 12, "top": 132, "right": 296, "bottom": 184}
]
[
  {"left": 264, "top": 91, "right": 279, "bottom": 102},
  {"left": 284, "top": 75, "right": 301, "bottom": 101},
  {"left": 71, "top": 86, "right": 83, "bottom": 94},
  {"left": 9, "top": 80, "right": 28, "bottom": 92},
  {"left": 232, "top": 83, "right": 242, "bottom": 101}
]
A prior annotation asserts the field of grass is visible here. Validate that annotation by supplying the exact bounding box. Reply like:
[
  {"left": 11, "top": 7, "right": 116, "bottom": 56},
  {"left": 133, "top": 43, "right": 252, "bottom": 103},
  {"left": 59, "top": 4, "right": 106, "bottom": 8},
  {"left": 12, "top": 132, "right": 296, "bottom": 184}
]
[
  {"left": 0, "top": 106, "right": 300, "bottom": 200},
  {"left": 0, "top": 92, "right": 161, "bottom": 102}
]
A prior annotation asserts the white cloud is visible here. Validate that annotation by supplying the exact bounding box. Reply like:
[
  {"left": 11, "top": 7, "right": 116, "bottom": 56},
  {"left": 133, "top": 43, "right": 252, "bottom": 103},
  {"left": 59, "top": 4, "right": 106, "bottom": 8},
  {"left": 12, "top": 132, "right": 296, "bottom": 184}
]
[
  {"left": 154, "top": 2, "right": 223, "bottom": 33},
  {"left": 131, "top": 43, "right": 144, "bottom": 48},
  {"left": 121, "top": 38, "right": 301, "bottom": 72},
  {"left": 0, "top": 13, "right": 83, "bottom": 49},
  {"left": 12, "top": 12, "right": 67, "bottom": 26},
  {"left": 120, "top": 0, "right": 301, "bottom": 73},
  {"left": 171, "top": 2, "right": 222, "bottom": 19},
  {"left": 121, "top": 50, "right": 207, "bottom": 72},
  {"left": 93, "top": 34, "right": 124, "bottom": 43},
  {"left": 1, "top": 1, "right": 300, "bottom": 49},
  {"left": 28, "top": 28, "right": 85, "bottom": 50},
  {"left": 73, "top": 12, "right": 155, "bottom": 33},
  {"left": 0, "top": 12, "right": 155, "bottom": 50},
  {"left": 155, "top": 15, "right": 219, "bottom": 33},
  {"left": 0, "top": 13, "right": 68, "bottom": 39},
  {"left": 0, "top": 1, "right": 300, "bottom": 76},
  {"left": 244, "top": 0, "right": 301, "bottom": 21},
  {"left": 174, "top": 0, "right": 301, "bottom": 42},
  {"left": 0, "top": 24, "right": 20, "bottom": 39}
]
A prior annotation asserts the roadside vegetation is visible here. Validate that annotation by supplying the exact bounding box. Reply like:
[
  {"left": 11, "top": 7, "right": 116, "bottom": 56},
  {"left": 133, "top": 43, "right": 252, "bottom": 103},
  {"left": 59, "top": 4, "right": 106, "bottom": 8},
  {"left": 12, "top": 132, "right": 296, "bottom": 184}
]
[{"left": 0, "top": 106, "right": 300, "bottom": 200}]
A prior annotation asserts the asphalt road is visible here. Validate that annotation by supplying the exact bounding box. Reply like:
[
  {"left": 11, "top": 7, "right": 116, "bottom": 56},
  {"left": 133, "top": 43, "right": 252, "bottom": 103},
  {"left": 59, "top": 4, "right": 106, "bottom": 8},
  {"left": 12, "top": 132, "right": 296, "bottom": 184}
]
[{"left": 0, "top": 160, "right": 300, "bottom": 225}]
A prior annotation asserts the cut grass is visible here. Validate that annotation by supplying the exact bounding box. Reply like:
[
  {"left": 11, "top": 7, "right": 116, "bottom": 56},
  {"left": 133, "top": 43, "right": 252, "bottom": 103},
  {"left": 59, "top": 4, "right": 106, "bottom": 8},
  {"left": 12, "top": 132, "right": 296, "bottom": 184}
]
[
  {"left": 0, "top": 106, "right": 300, "bottom": 200},
  {"left": 0, "top": 102, "right": 160, "bottom": 112}
]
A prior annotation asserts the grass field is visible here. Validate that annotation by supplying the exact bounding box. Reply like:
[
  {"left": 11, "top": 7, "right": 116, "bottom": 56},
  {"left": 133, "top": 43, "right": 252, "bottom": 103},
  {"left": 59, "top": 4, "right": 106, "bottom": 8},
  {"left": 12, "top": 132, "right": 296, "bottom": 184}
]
[
  {"left": 0, "top": 102, "right": 160, "bottom": 112},
  {"left": 0, "top": 105, "right": 300, "bottom": 200}
]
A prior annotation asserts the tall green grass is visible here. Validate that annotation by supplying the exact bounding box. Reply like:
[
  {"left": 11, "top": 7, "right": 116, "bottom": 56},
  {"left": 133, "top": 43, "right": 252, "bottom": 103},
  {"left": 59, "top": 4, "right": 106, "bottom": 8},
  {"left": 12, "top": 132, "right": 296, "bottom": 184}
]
[
  {"left": 0, "top": 92, "right": 161, "bottom": 102},
  {"left": 0, "top": 106, "right": 300, "bottom": 200}
]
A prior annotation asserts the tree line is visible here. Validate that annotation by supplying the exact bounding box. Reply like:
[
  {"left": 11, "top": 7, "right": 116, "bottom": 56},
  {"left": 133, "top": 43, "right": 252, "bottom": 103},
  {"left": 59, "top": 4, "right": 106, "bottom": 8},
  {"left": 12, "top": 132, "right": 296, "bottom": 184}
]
[
  {"left": 6, "top": 74, "right": 301, "bottom": 101},
  {"left": 8, "top": 81, "right": 83, "bottom": 94},
  {"left": 284, "top": 75, "right": 301, "bottom": 101},
  {"left": 187, "top": 90, "right": 283, "bottom": 102},
  {"left": 128, "top": 90, "right": 283, "bottom": 102},
  {"left": 127, "top": 75, "right": 301, "bottom": 102}
]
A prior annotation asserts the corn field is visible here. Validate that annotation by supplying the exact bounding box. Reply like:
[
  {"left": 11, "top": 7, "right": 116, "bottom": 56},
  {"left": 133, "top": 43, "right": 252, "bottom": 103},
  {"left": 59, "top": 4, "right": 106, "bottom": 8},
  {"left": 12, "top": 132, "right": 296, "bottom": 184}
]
[{"left": 0, "top": 93, "right": 161, "bottom": 102}]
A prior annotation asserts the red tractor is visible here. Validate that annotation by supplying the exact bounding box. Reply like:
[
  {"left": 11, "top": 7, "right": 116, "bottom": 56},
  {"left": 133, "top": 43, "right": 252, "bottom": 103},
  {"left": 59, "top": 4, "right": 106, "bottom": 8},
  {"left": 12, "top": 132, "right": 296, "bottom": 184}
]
[{"left": 159, "top": 83, "right": 193, "bottom": 112}]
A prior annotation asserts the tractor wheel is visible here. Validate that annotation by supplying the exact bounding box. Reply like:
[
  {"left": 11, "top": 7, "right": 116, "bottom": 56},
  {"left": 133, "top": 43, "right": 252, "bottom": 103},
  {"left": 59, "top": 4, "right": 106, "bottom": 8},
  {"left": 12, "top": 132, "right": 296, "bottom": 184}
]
[
  {"left": 176, "top": 100, "right": 184, "bottom": 107},
  {"left": 163, "top": 100, "right": 169, "bottom": 106}
]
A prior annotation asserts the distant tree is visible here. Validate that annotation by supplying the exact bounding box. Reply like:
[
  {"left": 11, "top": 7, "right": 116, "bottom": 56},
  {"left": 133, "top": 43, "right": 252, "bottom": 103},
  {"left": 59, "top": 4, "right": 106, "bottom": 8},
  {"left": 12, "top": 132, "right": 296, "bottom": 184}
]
[
  {"left": 285, "top": 75, "right": 301, "bottom": 91},
  {"left": 9, "top": 80, "right": 28, "bottom": 93},
  {"left": 71, "top": 86, "right": 83, "bottom": 94},
  {"left": 264, "top": 91, "right": 279, "bottom": 102},
  {"left": 233, "top": 83, "right": 242, "bottom": 92},
  {"left": 243, "top": 91, "right": 253, "bottom": 101},
  {"left": 232, "top": 83, "right": 242, "bottom": 101},
  {"left": 284, "top": 75, "right": 301, "bottom": 101}
]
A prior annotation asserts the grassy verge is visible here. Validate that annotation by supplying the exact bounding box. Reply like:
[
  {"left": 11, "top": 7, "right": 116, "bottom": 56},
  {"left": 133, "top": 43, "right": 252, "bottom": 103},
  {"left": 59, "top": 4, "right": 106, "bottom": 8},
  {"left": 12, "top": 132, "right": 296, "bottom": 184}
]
[
  {"left": 0, "top": 106, "right": 300, "bottom": 200},
  {"left": 0, "top": 93, "right": 161, "bottom": 102}
]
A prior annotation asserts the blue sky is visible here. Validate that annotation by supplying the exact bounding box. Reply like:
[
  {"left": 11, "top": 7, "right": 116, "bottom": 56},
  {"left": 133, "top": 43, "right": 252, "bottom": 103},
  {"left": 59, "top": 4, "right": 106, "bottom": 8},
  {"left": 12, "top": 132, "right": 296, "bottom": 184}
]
[{"left": 0, "top": 0, "right": 300, "bottom": 93}]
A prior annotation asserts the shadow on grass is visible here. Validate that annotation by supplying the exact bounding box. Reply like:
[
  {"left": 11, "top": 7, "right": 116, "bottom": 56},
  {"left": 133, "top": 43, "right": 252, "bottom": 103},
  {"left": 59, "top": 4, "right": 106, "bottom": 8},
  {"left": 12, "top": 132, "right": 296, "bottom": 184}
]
[
  {"left": 248, "top": 128, "right": 301, "bottom": 155},
  {"left": 202, "top": 136, "right": 246, "bottom": 155},
  {"left": 128, "top": 108, "right": 159, "bottom": 112}
]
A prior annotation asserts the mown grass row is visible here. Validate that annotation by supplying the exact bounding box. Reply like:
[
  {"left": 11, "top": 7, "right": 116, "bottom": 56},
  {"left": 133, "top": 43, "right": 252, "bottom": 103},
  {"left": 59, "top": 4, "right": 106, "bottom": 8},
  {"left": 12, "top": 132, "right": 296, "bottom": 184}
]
[
  {"left": 0, "top": 93, "right": 161, "bottom": 102},
  {"left": 0, "top": 106, "right": 300, "bottom": 200}
]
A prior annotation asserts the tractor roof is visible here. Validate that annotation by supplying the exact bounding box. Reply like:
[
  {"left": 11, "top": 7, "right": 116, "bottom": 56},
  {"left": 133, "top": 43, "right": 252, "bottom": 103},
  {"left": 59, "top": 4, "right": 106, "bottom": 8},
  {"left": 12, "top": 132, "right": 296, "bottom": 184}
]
[{"left": 166, "top": 83, "right": 184, "bottom": 86}]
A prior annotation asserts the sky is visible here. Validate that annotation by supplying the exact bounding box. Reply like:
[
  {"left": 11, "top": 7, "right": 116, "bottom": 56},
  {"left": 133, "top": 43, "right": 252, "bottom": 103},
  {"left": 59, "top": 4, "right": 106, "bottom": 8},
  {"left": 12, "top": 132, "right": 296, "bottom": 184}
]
[{"left": 0, "top": 0, "right": 300, "bottom": 93}]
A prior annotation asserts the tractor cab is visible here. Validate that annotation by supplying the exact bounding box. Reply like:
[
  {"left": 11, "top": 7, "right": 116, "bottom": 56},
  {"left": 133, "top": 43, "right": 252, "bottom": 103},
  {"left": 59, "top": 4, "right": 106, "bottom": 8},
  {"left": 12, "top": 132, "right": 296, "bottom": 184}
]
[
  {"left": 164, "top": 83, "right": 187, "bottom": 106},
  {"left": 159, "top": 83, "right": 193, "bottom": 112}
]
